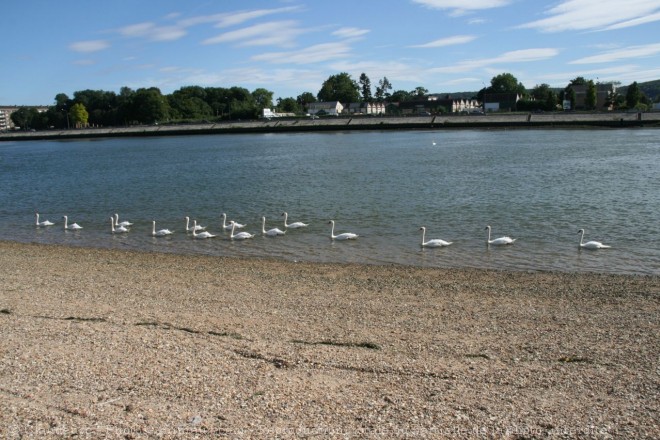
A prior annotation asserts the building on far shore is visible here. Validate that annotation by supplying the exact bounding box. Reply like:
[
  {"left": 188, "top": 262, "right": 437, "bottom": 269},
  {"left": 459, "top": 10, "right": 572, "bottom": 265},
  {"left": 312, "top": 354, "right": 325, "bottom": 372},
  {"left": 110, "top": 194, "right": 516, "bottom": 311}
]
[
  {"left": 306, "top": 101, "right": 344, "bottom": 116},
  {"left": 395, "top": 95, "right": 481, "bottom": 115},
  {"left": 0, "top": 105, "right": 49, "bottom": 130},
  {"left": 483, "top": 93, "right": 522, "bottom": 112},
  {"left": 570, "top": 83, "right": 616, "bottom": 110}
]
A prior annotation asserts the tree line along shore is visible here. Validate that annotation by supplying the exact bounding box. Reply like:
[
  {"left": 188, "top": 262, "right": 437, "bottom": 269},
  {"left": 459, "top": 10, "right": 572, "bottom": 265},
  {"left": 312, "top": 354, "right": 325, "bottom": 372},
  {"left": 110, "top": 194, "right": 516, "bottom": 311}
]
[{"left": 2, "top": 112, "right": 660, "bottom": 141}]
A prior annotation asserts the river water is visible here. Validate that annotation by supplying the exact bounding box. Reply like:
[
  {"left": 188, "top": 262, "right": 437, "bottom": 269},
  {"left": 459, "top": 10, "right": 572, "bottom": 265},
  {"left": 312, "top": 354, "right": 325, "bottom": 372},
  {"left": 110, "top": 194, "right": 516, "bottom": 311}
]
[{"left": 1, "top": 129, "right": 658, "bottom": 275}]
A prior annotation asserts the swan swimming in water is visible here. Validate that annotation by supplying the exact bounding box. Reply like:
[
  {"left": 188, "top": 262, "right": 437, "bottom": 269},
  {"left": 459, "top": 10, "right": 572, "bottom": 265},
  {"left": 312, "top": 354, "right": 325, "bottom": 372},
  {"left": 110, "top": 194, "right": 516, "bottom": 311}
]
[
  {"left": 110, "top": 216, "right": 129, "bottom": 234},
  {"left": 577, "top": 229, "right": 611, "bottom": 249},
  {"left": 231, "top": 221, "right": 254, "bottom": 240},
  {"left": 221, "top": 213, "right": 245, "bottom": 230},
  {"left": 192, "top": 220, "right": 215, "bottom": 239},
  {"left": 35, "top": 213, "right": 55, "bottom": 226},
  {"left": 328, "top": 220, "right": 358, "bottom": 240},
  {"left": 419, "top": 226, "right": 452, "bottom": 247},
  {"left": 262, "top": 217, "right": 285, "bottom": 236},
  {"left": 185, "top": 216, "right": 206, "bottom": 232},
  {"left": 282, "top": 212, "right": 308, "bottom": 229},
  {"left": 62, "top": 215, "right": 83, "bottom": 230},
  {"left": 151, "top": 220, "right": 173, "bottom": 237},
  {"left": 114, "top": 213, "right": 133, "bottom": 227},
  {"left": 485, "top": 225, "right": 515, "bottom": 245}
]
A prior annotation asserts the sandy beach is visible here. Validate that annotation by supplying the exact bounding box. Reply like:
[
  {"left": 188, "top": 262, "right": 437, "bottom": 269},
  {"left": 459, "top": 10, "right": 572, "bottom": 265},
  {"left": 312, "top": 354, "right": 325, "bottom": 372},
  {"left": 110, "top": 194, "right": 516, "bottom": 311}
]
[{"left": 0, "top": 241, "right": 658, "bottom": 438}]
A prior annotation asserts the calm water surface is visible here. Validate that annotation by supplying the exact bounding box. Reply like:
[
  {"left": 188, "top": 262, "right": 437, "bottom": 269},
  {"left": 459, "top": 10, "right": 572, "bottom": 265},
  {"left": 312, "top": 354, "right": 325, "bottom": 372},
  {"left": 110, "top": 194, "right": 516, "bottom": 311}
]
[{"left": 1, "top": 129, "right": 658, "bottom": 275}]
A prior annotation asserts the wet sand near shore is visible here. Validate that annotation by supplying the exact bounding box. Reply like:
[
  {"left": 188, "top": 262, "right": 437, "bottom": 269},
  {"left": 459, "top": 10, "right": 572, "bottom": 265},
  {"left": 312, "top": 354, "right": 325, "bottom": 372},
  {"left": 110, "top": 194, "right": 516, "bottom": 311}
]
[{"left": 1, "top": 241, "right": 658, "bottom": 438}]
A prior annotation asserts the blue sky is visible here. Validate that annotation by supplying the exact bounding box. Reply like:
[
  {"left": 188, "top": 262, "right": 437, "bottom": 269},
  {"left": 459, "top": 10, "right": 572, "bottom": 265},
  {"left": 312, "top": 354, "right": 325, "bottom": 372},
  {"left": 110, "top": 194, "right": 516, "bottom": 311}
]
[{"left": 3, "top": 0, "right": 660, "bottom": 105}]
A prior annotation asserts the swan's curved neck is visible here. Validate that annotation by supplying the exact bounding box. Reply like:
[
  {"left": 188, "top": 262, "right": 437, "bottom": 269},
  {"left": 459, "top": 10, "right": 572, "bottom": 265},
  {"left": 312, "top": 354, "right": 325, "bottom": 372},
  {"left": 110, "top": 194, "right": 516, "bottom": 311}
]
[
  {"left": 110, "top": 217, "right": 115, "bottom": 232},
  {"left": 222, "top": 214, "right": 228, "bottom": 228},
  {"left": 283, "top": 213, "right": 289, "bottom": 227},
  {"left": 421, "top": 228, "right": 426, "bottom": 245},
  {"left": 152, "top": 222, "right": 156, "bottom": 235},
  {"left": 330, "top": 221, "right": 336, "bottom": 239},
  {"left": 578, "top": 230, "right": 585, "bottom": 246},
  {"left": 261, "top": 218, "right": 266, "bottom": 233}
]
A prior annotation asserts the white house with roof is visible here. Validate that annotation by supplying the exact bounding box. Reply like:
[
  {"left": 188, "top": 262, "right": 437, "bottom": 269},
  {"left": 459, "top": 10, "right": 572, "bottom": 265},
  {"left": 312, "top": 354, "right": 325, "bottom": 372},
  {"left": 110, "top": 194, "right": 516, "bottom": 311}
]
[
  {"left": 346, "top": 102, "right": 386, "bottom": 115},
  {"left": 306, "top": 101, "right": 343, "bottom": 116}
]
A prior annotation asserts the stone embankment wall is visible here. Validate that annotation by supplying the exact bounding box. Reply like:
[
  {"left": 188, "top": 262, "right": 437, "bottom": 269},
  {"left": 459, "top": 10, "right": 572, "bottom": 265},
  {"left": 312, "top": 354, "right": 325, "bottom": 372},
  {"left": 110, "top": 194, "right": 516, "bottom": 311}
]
[{"left": 2, "top": 112, "right": 659, "bottom": 141}]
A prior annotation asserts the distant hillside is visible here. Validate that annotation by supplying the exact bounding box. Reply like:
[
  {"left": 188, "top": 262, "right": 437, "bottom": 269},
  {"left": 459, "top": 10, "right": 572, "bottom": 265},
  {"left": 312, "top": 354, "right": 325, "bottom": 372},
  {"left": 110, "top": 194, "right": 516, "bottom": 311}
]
[{"left": 618, "top": 79, "right": 660, "bottom": 102}]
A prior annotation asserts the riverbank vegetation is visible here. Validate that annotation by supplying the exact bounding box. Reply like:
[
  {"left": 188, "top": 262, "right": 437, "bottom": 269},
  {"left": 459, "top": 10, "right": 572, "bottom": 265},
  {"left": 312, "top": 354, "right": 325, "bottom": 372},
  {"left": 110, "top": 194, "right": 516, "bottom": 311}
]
[{"left": 8, "top": 72, "right": 659, "bottom": 131}]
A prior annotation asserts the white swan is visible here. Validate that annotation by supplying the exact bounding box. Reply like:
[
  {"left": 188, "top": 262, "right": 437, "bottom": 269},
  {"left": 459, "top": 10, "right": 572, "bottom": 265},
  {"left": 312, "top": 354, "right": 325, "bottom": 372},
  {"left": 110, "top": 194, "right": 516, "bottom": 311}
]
[
  {"left": 328, "top": 220, "right": 358, "bottom": 240},
  {"left": 35, "top": 213, "right": 55, "bottom": 226},
  {"left": 419, "top": 226, "right": 452, "bottom": 247},
  {"left": 485, "top": 225, "right": 515, "bottom": 245},
  {"left": 230, "top": 221, "right": 254, "bottom": 240},
  {"left": 151, "top": 220, "right": 173, "bottom": 237},
  {"left": 578, "top": 229, "right": 611, "bottom": 249},
  {"left": 282, "top": 212, "right": 308, "bottom": 229},
  {"left": 262, "top": 217, "right": 285, "bottom": 236},
  {"left": 221, "top": 213, "right": 245, "bottom": 230},
  {"left": 110, "top": 216, "right": 129, "bottom": 234},
  {"left": 114, "top": 213, "right": 133, "bottom": 227},
  {"left": 62, "top": 215, "right": 82, "bottom": 230},
  {"left": 185, "top": 216, "right": 206, "bottom": 232},
  {"left": 192, "top": 220, "right": 215, "bottom": 239}
]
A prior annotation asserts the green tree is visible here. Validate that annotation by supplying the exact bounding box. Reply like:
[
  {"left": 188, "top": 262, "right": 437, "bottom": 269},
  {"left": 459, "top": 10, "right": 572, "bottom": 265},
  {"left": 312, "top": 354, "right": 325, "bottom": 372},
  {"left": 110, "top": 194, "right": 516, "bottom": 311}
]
[
  {"left": 488, "top": 73, "right": 526, "bottom": 95},
  {"left": 531, "top": 83, "right": 558, "bottom": 111},
  {"left": 168, "top": 86, "right": 213, "bottom": 120},
  {"left": 204, "top": 87, "right": 231, "bottom": 118},
  {"left": 226, "top": 86, "right": 257, "bottom": 119},
  {"left": 317, "top": 72, "right": 360, "bottom": 103},
  {"left": 626, "top": 81, "right": 642, "bottom": 109},
  {"left": 585, "top": 80, "right": 597, "bottom": 110},
  {"left": 389, "top": 89, "right": 413, "bottom": 102},
  {"left": 359, "top": 73, "right": 372, "bottom": 102},
  {"left": 276, "top": 97, "right": 301, "bottom": 113},
  {"left": 10, "top": 107, "right": 36, "bottom": 130},
  {"left": 375, "top": 77, "right": 392, "bottom": 102},
  {"left": 69, "top": 103, "right": 89, "bottom": 128},
  {"left": 412, "top": 86, "right": 428, "bottom": 97},
  {"left": 297, "top": 92, "right": 316, "bottom": 107},
  {"left": 252, "top": 88, "right": 274, "bottom": 109},
  {"left": 132, "top": 87, "right": 169, "bottom": 124},
  {"left": 73, "top": 89, "right": 118, "bottom": 126},
  {"left": 567, "top": 76, "right": 587, "bottom": 87}
]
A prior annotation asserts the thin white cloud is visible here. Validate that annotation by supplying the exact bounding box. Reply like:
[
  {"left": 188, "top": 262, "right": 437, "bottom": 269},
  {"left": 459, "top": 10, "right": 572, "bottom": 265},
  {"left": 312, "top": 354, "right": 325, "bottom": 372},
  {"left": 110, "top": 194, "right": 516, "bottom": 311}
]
[
  {"left": 69, "top": 40, "right": 110, "bottom": 53},
  {"left": 252, "top": 42, "right": 352, "bottom": 64},
  {"left": 539, "top": 65, "right": 660, "bottom": 87},
  {"left": 117, "top": 22, "right": 186, "bottom": 42},
  {"left": 118, "top": 22, "right": 156, "bottom": 38},
  {"left": 149, "top": 26, "right": 187, "bottom": 42},
  {"left": 431, "top": 48, "right": 559, "bottom": 73},
  {"left": 602, "top": 11, "right": 660, "bottom": 30},
  {"left": 519, "top": 0, "right": 660, "bottom": 32},
  {"left": 178, "top": 6, "right": 301, "bottom": 28},
  {"left": 412, "top": 0, "right": 511, "bottom": 16},
  {"left": 410, "top": 35, "right": 477, "bottom": 48},
  {"left": 569, "top": 43, "right": 660, "bottom": 64},
  {"left": 73, "top": 59, "right": 95, "bottom": 66},
  {"left": 468, "top": 18, "right": 487, "bottom": 25},
  {"left": 203, "top": 20, "right": 305, "bottom": 47},
  {"left": 333, "top": 27, "right": 370, "bottom": 39}
]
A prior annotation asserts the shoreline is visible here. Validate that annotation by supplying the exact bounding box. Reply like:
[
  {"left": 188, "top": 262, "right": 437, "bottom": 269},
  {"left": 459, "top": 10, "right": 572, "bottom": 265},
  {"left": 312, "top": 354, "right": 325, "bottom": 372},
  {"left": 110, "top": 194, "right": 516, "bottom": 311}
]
[
  {"left": 1, "top": 240, "right": 658, "bottom": 438},
  {"left": 2, "top": 112, "right": 659, "bottom": 141}
]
